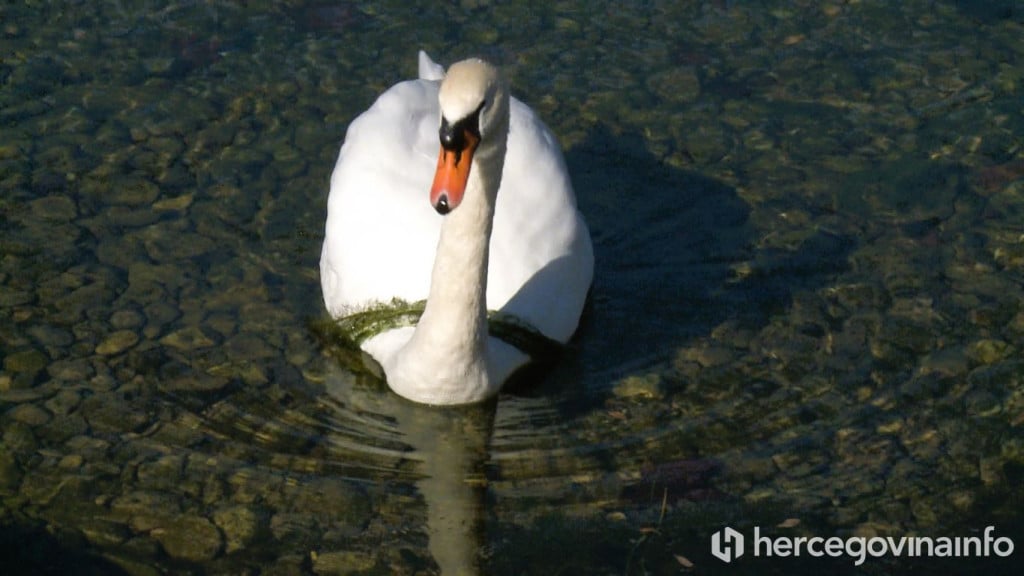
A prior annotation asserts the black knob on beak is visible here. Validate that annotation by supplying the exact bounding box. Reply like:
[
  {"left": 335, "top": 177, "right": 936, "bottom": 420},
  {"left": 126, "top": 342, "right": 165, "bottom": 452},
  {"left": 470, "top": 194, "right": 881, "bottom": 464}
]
[{"left": 434, "top": 194, "right": 451, "bottom": 215}]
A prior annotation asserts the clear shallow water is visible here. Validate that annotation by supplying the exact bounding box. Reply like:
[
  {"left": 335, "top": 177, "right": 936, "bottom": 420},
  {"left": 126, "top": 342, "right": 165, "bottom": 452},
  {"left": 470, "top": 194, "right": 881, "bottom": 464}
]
[{"left": 2, "top": 1, "right": 1023, "bottom": 574}]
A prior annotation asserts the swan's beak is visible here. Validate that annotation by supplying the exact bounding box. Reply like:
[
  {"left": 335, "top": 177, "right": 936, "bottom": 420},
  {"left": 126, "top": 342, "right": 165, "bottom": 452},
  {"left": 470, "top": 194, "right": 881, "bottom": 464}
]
[{"left": 430, "top": 126, "right": 480, "bottom": 215}]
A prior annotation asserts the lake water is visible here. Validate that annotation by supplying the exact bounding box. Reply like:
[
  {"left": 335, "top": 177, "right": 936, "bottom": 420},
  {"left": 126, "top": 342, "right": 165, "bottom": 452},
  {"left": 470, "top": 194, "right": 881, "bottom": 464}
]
[{"left": 2, "top": 1, "right": 1023, "bottom": 574}]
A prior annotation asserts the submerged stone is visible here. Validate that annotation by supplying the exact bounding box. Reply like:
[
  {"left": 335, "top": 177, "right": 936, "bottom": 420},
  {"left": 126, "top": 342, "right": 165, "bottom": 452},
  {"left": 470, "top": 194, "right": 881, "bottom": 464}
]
[
  {"left": 151, "top": 514, "right": 223, "bottom": 562},
  {"left": 110, "top": 490, "right": 183, "bottom": 529},
  {"left": 612, "top": 373, "right": 664, "bottom": 400},
  {"left": 286, "top": 478, "right": 373, "bottom": 529},
  {"left": 27, "top": 324, "right": 74, "bottom": 348},
  {"left": 7, "top": 404, "right": 52, "bottom": 427},
  {"left": 29, "top": 195, "right": 78, "bottom": 221},
  {"left": 107, "top": 176, "right": 160, "bottom": 206},
  {"left": 79, "top": 517, "right": 130, "bottom": 548},
  {"left": 212, "top": 505, "right": 263, "bottom": 554},
  {"left": 160, "top": 374, "right": 232, "bottom": 393},
  {"left": 160, "top": 326, "right": 217, "bottom": 351},
  {"left": 3, "top": 348, "right": 48, "bottom": 375},
  {"left": 0, "top": 448, "right": 23, "bottom": 492},
  {"left": 312, "top": 550, "right": 377, "bottom": 574},
  {"left": 0, "top": 286, "right": 34, "bottom": 307},
  {"left": 110, "top": 308, "right": 145, "bottom": 330},
  {"left": 153, "top": 193, "right": 193, "bottom": 212},
  {"left": 79, "top": 393, "right": 148, "bottom": 433},
  {"left": 968, "top": 339, "right": 1014, "bottom": 365},
  {"left": 95, "top": 329, "right": 139, "bottom": 355},
  {"left": 47, "top": 358, "right": 94, "bottom": 382}
]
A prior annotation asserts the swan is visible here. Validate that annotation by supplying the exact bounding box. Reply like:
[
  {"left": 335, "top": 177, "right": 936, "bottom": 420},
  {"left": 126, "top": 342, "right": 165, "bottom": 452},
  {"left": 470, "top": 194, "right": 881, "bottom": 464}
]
[{"left": 319, "top": 51, "right": 593, "bottom": 405}]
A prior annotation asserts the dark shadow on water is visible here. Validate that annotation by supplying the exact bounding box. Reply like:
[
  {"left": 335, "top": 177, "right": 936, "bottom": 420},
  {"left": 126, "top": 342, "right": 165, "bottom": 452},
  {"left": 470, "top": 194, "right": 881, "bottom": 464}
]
[
  {"left": 953, "top": 0, "right": 1023, "bottom": 24},
  {"left": 0, "top": 520, "right": 129, "bottom": 576},
  {"left": 507, "top": 124, "right": 856, "bottom": 412}
]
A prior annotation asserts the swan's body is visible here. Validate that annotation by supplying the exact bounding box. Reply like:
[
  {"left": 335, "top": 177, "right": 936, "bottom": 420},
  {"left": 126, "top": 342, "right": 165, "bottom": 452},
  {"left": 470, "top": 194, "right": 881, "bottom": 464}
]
[{"left": 320, "top": 52, "right": 592, "bottom": 405}]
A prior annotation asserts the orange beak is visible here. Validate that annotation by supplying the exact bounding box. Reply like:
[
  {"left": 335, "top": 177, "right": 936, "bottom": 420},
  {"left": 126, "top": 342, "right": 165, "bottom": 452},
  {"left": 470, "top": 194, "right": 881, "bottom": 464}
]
[{"left": 430, "top": 128, "right": 480, "bottom": 215}]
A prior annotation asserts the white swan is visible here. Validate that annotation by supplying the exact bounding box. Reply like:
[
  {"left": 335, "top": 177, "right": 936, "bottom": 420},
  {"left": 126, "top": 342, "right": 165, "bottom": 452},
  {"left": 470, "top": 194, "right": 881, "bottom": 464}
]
[{"left": 320, "top": 51, "right": 593, "bottom": 405}]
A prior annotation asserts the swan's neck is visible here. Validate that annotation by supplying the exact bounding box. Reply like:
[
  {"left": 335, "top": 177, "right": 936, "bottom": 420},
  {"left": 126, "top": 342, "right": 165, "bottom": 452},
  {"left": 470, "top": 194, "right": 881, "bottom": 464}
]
[{"left": 388, "top": 153, "right": 504, "bottom": 404}]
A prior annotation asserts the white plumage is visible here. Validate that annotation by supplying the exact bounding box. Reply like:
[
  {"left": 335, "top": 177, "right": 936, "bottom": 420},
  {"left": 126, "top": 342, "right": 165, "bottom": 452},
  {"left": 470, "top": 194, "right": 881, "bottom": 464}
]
[{"left": 320, "top": 51, "right": 592, "bottom": 404}]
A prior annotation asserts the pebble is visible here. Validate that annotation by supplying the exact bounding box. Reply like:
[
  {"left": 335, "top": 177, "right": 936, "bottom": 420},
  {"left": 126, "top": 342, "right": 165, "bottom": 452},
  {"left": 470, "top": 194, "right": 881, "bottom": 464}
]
[
  {"left": 3, "top": 348, "right": 49, "bottom": 374},
  {"left": 968, "top": 339, "right": 1014, "bottom": 365},
  {"left": 0, "top": 448, "right": 23, "bottom": 491},
  {"left": 967, "top": 360, "right": 1023, "bottom": 390},
  {"left": 151, "top": 514, "right": 223, "bottom": 562},
  {"left": 79, "top": 393, "right": 148, "bottom": 433},
  {"left": 160, "top": 374, "right": 232, "bottom": 393},
  {"left": 136, "top": 455, "right": 185, "bottom": 491},
  {"left": 312, "top": 550, "right": 377, "bottom": 574},
  {"left": 110, "top": 308, "right": 145, "bottom": 330},
  {"left": 58, "top": 453, "right": 84, "bottom": 469},
  {"left": 212, "top": 505, "right": 263, "bottom": 553},
  {"left": 79, "top": 517, "right": 130, "bottom": 548},
  {"left": 7, "top": 403, "right": 52, "bottom": 426},
  {"left": 285, "top": 478, "right": 373, "bottom": 529},
  {"left": 104, "top": 205, "right": 161, "bottom": 228},
  {"left": 47, "top": 357, "right": 94, "bottom": 381},
  {"left": 64, "top": 435, "right": 111, "bottom": 459},
  {"left": 979, "top": 456, "right": 1006, "bottom": 486},
  {"left": 37, "top": 413, "right": 89, "bottom": 444},
  {"left": 111, "top": 490, "right": 183, "bottom": 530},
  {"left": 0, "top": 286, "right": 35, "bottom": 307},
  {"left": 95, "top": 330, "right": 139, "bottom": 355},
  {"left": 27, "top": 324, "right": 74, "bottom": 348},
  {"left": 918, "top": 346, "right": 968, "bottom": 377},
  {"left": 143, "top": 301, "right": 180, "bottom": 338},
  {"left": 963, "top": 389, "right": 1001, "bottom": 417},
  {"left": 205, "top": 313, "right": 238, "bottom": 338},
  {"left": 270, "top": 512, "right": 318, "bottom": 546},
  {"left": 54, "top": 281, "right": 115, "bottom": 324},
  {"left": 160, "top": 326, "right": 217, "bottom": 351},
  {"left": 29, "top": 195, "right": 78, "bottom": 221},
  {"left": 224, "top": 332, "right": 277, "bottom": 360},
  {"left": 2, "top": 422, "right": 37, "bottom": 457},
  {"left": 106, "top": 540, "right": 164, "bottom": 576},
  {"left": 771, "top": 446, "right": 829, "bottom": 478},
  {"left": 611, "top": 373, "right": 663, "bottom": 400},
  {"left": 105, "top": 176, "right": 160, "bottom": 206},
  {"left": 646, "top": 65, "right": 701, "bottom": 104},
  {"left": 0, "top": 388, "right": 45, "bottom": 403},
  {"left": 153, "top": 192, "right": 193, "bottom": 212},
  {"left": 680, "top": 344, "right": 736, "bottom": 368}
]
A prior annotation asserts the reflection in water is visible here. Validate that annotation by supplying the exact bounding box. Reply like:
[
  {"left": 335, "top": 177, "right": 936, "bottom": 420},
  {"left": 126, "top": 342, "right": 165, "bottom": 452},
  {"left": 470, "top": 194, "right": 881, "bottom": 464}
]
[{"left": 324, "top": 366, "right": 492, "bottom": 575}]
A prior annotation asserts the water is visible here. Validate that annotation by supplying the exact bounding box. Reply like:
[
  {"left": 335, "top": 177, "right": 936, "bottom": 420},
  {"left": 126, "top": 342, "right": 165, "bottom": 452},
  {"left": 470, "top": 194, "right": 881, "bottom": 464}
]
[{"left": 2, "top": 1, "right": 1023, "bottom": 574}]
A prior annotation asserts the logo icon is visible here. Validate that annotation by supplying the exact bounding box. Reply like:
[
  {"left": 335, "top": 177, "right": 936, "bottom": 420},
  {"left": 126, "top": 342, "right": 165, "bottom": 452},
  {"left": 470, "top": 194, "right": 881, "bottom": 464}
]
[{"left": 712, "top": 527, "right": 745, "bottom": 563}]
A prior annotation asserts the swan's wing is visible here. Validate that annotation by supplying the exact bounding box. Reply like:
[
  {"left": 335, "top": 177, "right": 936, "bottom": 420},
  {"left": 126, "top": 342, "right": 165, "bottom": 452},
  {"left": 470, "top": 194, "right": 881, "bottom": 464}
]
[
  {"left": 488, "top": 97, "right": 594, "bottom": 343},
  {"left": 321, "top": 77, "right": 443, "bottom": 316}
]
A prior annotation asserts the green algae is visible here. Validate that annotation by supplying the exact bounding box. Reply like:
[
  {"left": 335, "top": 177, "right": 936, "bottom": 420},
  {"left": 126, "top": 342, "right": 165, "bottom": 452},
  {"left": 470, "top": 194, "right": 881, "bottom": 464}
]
[{"left": 310, "top": 298, "right": 564, "bottom": 364}]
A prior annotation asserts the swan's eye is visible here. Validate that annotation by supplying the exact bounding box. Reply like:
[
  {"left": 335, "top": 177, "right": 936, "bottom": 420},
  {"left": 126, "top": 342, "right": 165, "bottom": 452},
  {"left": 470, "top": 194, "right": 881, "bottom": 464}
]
[{"left": 439, "top": 102, "right": 485, "bottom": 151}]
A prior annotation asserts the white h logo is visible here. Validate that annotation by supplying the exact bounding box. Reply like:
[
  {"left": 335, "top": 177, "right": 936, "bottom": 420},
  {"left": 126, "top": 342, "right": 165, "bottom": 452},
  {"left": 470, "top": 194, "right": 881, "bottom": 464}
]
[{"left": 712, "top": 527, "right": 745, "bottom": 562}]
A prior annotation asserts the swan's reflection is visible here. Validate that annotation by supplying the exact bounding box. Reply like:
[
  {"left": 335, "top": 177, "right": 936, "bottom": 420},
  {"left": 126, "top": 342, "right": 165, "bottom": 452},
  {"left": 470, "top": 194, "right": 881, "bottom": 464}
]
[{"left": 323, "top": 362, "right": 494, "bottom": 575}]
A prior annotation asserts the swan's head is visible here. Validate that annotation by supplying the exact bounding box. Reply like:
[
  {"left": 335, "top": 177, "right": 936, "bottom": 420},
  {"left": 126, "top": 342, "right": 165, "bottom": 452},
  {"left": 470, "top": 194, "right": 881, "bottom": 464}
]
[{"left": 430, "top": 58, "right": 509, "bottom": 215}]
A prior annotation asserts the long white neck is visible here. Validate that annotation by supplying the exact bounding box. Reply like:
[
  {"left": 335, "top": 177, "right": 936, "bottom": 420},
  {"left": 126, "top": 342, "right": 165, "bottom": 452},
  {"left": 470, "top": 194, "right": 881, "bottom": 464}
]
[{"left": 387, "top": 138, "right": 506, "bottom": 404}]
